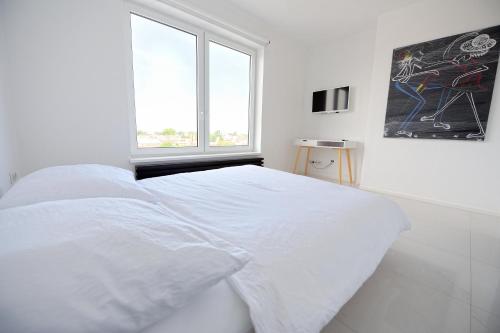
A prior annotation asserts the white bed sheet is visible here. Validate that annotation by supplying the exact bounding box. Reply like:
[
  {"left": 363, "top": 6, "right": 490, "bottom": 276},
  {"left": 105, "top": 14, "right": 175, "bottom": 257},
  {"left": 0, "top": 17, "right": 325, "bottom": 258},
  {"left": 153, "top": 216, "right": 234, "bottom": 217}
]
[
  {"left": 140, "top": 166, "right": 410, "bottom": 333},
  {"left": 144, "top": 279, "right": 252, "bottom": 333}
]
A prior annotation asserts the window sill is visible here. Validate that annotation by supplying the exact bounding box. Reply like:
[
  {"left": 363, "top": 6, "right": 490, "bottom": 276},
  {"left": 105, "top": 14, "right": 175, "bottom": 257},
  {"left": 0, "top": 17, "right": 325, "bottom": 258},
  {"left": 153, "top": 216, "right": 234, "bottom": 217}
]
[{"left": 130, "top": 152, "right": 262, "bottom": 166}]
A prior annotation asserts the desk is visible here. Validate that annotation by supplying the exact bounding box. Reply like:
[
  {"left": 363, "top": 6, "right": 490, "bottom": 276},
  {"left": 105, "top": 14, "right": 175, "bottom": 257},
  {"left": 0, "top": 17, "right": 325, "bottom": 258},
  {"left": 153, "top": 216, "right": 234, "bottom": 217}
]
[{"left": 293, "top": 144, "right": 355, "bottom": 185}]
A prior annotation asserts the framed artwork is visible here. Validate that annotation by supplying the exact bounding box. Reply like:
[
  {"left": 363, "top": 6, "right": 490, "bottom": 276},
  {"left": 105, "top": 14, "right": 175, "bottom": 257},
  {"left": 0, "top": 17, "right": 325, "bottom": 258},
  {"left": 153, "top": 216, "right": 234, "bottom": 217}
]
[{"left": 384, "top": 25, "right": 500, "bottom": 140}]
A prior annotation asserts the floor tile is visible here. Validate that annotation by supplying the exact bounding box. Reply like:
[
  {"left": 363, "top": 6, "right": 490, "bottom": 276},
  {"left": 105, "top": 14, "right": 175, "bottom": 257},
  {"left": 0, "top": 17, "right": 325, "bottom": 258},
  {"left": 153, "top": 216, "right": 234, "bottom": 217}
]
[
  {"left": 337, "top": 265, "right": 470, "bottom": 333},
  {"left": 471, "top": 231, "right": 500, "bottom": 270},
  {"left": 471, "top": 306, "right": 500, "bottom": 333},
  {"left": 399, "top": 218, "right": 470, "bottom": 258},
  {"left": 391, "top": 196, "right": 471, "bottom": 231},
  {"left": 469, "top": 213, "right": 500, "bottom": 238},
  {"left": 471, "top": 260, "right": 500, "bottom": 316},
  {"left": 387, "top": 238, "right": 470, "bottom": 303},
  {"left": 390, "top": 197, "right": 471, "bottom": 258},
  {"left": 321, "top": 318, "right": 357, "bottom": 333},
  {"left": 325, "top": 195, "right": 500, "bottom": 333}
]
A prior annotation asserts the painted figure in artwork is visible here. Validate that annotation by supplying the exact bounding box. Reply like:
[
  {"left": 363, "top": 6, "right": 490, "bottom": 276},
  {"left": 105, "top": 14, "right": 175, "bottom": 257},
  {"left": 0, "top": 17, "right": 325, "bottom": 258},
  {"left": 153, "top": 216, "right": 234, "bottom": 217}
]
[
  {"left": 419, "top": 33, "right": 496, "bottom": 139},
  {"left": 384, "top": 25, "right": 499, "bottom": 141},
  {"left": 391, "top": 51, "right": 452, "bottom": 137}
]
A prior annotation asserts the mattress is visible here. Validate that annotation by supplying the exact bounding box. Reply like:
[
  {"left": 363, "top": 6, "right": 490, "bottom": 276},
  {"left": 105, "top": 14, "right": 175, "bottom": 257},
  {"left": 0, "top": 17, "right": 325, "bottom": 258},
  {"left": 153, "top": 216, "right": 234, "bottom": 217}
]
[{"left": 143, "top": 279, "right": 252, "bottom": 333}]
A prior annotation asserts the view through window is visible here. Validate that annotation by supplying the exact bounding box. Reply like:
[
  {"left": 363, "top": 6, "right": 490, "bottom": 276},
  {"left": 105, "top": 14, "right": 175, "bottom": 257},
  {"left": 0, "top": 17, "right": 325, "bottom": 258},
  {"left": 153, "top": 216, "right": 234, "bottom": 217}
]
[
  {"left": 130, "top": 13, "right": 255, "bottom": 153},
  {"left": 131, "top": 14, "right": 198, "bottom": 148},
  {"left": 209, "top": 41, "right": 250, "bottom": 147}
]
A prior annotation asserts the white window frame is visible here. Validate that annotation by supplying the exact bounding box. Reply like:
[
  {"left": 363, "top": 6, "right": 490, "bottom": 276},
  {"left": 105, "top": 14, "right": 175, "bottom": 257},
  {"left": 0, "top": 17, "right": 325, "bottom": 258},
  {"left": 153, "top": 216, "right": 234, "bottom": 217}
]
[
  {"left": 124, "top": 3, "right": 259, "bottom": 159},
  {"left": 204, "top": 34, "right": 256, "bottom": 154}
]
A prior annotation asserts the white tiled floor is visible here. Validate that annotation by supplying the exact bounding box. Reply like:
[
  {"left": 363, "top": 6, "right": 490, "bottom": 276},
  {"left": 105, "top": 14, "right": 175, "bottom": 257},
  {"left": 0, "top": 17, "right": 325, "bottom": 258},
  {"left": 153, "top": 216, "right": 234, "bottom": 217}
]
[{"left": 322, "top": 196, "right": 500, "bottom": 333}]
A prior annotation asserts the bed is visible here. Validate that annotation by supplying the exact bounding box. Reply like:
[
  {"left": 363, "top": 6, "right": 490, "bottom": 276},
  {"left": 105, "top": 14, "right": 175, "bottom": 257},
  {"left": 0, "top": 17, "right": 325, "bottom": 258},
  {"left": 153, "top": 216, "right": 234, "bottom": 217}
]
[
  {"left": 139, "top": 165, "right": 410, "bottom": 333},
  {"left": 144, "top": 279, "right": 252, "bottom": 333},
  {"left": 0, "top": 164, "right": 409, "bottom": 333}
]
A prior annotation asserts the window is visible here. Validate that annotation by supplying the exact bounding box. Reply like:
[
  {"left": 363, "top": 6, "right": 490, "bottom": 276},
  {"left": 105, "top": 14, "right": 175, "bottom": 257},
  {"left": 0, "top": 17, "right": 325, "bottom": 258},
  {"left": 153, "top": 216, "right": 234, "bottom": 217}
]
[
  {"left": 131, "top": 14, "right": 198, "bottom": 149},
  {"left": 209, "top": 42, "right": 250, "bottom": 147},
  {"left": 127, "top": 10, "right": 258, "bottom": 157}
]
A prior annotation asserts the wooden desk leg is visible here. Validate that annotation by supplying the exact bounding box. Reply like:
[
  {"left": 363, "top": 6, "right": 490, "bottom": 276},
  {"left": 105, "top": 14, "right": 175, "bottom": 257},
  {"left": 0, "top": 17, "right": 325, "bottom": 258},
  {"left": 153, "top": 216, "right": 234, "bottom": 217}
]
[
  {"left": 293, "top": 147, "right": 302, "bottom": 174},
  {"left": 304, "top": 147, "right": 311, "bottom": 176},
  {"left": 337, "top": 148, "right": 343, "bottom": 184},
  {"left": 345, "top": 149, "right": 353, "bottom": 185}
]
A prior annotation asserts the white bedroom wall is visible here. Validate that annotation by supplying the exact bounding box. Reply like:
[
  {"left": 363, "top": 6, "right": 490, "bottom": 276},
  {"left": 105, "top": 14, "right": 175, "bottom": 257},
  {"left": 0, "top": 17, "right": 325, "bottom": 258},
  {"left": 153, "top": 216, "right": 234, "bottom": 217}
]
[
  {"left": 2, "top": 0, "right": 132, "bottom": 175},
  {"left": 300, "top": 0, "right": 500, "bottom": 214},
  {"left": 361, "top": 0, "right": 500, "bottom": 215},
  {"left": 2, "top": 0, "right": 305, "bottom": 176},
  {"left": 0, "top": 0, "right": 16, "bottom": 196},
  {"left": 260, "top": 37, "right": 305, "bottom": 171},
  {"left": 299, "top": 27, "right": 377, "bottom": 183}
]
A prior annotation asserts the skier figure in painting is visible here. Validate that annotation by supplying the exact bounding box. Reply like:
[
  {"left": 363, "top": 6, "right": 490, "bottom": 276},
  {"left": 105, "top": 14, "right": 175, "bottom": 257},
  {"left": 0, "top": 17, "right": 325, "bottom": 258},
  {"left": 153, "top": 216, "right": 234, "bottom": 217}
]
[
  {"left": 391, "top": 50, "right": 453, "bottom": 137},
  {"left": 419, "top": 33, "right": 497, "bottom": 139}
]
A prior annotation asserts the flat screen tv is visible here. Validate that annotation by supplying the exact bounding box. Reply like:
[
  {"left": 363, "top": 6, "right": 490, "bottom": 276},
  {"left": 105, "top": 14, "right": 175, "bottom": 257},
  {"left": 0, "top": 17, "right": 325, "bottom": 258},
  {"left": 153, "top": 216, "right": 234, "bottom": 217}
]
[{"left": 312, "top": 86, "right": 350, "bottom": 113}]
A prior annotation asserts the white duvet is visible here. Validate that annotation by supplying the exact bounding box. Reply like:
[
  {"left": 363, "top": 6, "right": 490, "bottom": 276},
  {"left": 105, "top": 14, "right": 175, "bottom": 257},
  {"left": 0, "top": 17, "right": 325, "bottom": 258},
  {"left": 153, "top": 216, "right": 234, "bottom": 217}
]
[
  {"left": 140, "top": 166, "right": 410, "bottom": 333},
  {"left": 0, "top": 198, "right": 249, "bottom": 333}
]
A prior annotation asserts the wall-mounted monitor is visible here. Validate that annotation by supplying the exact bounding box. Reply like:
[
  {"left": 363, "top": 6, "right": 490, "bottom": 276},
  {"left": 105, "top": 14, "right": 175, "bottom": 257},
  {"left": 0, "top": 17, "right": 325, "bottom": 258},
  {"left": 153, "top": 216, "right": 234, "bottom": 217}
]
[{"left": 312, "top": 86, "right": 350, "bottom": 113}]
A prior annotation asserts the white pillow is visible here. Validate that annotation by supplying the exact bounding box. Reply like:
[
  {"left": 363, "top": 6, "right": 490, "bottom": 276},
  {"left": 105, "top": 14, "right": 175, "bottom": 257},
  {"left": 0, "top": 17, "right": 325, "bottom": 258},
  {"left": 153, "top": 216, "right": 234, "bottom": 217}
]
[
  {"left": 0, "top": 198, "right": 250, "bottom": 333},
  {"left": 0, "top": 164, "right": 154, "bottom": 209}
]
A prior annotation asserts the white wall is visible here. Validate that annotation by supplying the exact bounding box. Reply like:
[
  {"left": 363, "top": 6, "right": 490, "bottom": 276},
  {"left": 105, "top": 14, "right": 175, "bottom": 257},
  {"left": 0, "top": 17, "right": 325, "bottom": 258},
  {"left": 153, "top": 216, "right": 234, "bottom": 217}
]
[
  {"left": 301, "top": 0, "right": 500, "bottom": 215},
  {"left": 299, "top": 27, "right": 377, "bottom": 183},
  {"left": 361, "top": 0, "right": 500, "bottom": 215},
  {"left": 260, "top": 37, "right": 305, "bottom": 171},
  {"left": 2, "top": 0, "right": 132, "bottom": 175},
  {"left": 0, "top": 0, "right": 16, "bottom": 196},
  {"left": 2, "top": 0, "right": 305, "bottom": 176}
]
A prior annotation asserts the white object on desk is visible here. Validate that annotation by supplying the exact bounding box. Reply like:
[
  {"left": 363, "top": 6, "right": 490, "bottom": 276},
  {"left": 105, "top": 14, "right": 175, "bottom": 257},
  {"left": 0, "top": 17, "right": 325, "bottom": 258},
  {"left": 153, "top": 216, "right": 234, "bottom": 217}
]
[{"left": 293, "top": 139, "right": 357, "bottom": 185}]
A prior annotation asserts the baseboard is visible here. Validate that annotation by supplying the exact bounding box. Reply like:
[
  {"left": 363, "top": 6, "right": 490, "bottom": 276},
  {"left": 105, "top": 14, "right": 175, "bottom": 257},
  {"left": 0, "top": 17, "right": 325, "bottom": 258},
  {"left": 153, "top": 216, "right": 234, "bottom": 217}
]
[{"left": 359, "top": 185, "right": 500, "bottom": 218}]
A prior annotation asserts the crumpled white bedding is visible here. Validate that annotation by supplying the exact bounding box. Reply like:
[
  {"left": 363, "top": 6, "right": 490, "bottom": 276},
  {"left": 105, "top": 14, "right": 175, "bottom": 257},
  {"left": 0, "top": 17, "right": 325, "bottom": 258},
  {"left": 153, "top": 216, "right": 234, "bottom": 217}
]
[
  {"left": 143, "top": 279, "right": 252, "bottom": 333},
  {"left": 140, "top": 166, "right": 410, "bottom": 333},
  {"left": 0, "top": 198, "right": 249, "bottom": 333}
]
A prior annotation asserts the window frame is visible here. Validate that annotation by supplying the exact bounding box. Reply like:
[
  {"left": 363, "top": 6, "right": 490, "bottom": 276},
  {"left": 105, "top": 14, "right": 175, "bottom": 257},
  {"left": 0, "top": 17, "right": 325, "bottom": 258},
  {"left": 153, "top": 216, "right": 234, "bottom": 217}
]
[
  {"left": 204, "top": 34, "right": 256, "bottom": 154},
  {"left": 124, "top": 3, "right": 258, "bottom": 158}
]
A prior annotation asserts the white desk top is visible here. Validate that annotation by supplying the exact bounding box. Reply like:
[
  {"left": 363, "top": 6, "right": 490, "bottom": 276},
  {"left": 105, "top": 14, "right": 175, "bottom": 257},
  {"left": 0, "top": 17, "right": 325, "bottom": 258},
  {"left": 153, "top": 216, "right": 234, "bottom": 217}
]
[{"left": 294, "top": 139, "right": 357, "bottom": 149}]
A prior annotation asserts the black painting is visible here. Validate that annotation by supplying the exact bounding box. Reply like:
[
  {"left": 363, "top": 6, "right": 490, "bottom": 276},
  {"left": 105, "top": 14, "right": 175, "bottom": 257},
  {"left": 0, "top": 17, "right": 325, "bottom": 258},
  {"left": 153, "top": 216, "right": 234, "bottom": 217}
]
[{"left": 384, "top": 25, "right": 500, "bottom": 141}]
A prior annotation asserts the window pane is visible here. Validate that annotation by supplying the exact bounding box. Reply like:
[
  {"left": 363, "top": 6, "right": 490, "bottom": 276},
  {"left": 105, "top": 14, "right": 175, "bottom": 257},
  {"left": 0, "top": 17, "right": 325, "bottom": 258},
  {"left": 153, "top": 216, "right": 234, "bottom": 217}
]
[
  {"left": 131, "top": 14, "right": 197, "bottom": 148},
  {"left": 209, "top": 42, "right": 250, "bottom": 147}
]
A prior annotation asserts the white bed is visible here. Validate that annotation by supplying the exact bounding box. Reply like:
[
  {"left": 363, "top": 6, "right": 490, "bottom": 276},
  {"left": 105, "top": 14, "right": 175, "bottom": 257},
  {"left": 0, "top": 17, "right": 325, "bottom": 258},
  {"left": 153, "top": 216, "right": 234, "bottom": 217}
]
[
  {"left": 0, "top": 164, "right": 409, "bottom": 333},
  {"left": 144, "top": 279, "right": 252, "bottom": 333},
  {"left": 140, "top": 165, "right": 410, "bottom": 333}
]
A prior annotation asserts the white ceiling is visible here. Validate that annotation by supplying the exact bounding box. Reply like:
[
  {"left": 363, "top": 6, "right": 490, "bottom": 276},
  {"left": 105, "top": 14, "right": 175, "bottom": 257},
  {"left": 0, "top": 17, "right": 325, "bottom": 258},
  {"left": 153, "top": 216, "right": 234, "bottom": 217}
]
[{"left": 225, "top": 0, "right": 419, "bottom": 44}]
